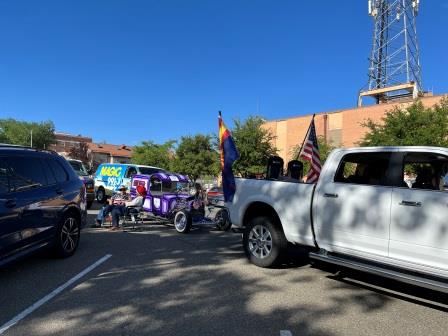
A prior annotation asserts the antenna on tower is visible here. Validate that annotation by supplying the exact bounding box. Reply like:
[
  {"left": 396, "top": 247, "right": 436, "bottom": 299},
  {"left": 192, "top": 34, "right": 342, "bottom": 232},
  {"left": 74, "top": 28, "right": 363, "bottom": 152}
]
[{"left": 358, "top": 0, "right": 423, "bottom": 106}]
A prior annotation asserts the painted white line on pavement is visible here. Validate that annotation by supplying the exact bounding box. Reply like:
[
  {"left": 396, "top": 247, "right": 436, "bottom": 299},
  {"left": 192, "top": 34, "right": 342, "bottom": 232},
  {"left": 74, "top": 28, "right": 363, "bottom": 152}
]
[
  {"left": 0, "top": 254, "right": 112, "bottom": 335},
  {"left": 280, "top": 331, "right": 293, "bottom": 336}
]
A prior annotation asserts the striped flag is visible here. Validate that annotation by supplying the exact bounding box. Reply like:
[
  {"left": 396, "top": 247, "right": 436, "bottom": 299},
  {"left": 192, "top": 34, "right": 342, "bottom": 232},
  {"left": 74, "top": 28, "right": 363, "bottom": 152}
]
[
  {"left": 299, "top": 117, "right": 321, "bottom": 183},
  {"left": 219, "top": 111, "right": 239, "bottom": 202}
]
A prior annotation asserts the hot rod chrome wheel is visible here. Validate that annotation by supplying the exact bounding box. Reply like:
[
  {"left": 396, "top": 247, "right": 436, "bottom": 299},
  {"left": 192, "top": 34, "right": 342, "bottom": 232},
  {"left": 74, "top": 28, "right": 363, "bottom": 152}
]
[
  {"left": 215, "top": 208, "right": 231, "bottom": 231},
  {"left": 174, "top": 210, "right": 192, "bottom": 234},
  {"left": 243, "top": 216, "right": 287, "bottom": 268},
  {"left": 248, "top": 225, "right": 273, "bottom": 259}
]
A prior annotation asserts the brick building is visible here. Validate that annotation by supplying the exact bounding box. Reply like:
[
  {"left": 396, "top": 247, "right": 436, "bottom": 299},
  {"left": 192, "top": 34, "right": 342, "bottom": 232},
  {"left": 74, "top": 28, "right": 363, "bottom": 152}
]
[
  {"left": 50, "top": 132, "right": 93, "bottom": 157},
  {"left": 262, "top": 94, "right": 446, "bottom": 162},
  {"left": 50, "top": 132, "right": 133, "bottom": 167},
  {"left": 88, "top": 143, "right": 133, "bottom": 165}
]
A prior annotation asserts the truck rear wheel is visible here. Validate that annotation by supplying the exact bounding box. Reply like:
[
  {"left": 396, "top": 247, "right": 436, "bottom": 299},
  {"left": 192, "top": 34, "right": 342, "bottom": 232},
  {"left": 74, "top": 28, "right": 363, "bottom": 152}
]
[{"left": 243, "top": 216, "right": 287, "bottom": 267}]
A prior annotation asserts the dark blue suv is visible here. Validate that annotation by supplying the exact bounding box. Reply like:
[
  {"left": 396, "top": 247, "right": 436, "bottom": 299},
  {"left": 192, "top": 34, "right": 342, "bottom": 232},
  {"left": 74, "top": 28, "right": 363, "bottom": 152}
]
[{"left": 0, "top": 145, "right": 87, "bottom": 266}]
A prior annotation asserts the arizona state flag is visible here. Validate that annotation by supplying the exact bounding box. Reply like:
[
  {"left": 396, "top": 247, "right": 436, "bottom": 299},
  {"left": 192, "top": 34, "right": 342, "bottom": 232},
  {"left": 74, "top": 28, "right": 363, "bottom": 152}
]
[{"left": 219, "top": 111, "right": 239, "bottom": 202}]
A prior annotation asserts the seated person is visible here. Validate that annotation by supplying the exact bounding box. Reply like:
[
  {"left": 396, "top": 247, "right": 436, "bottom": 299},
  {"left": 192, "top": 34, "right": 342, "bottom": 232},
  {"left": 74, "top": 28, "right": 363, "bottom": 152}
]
[
  {"left": 188, "top": 183, "right": 206, "bottom": 215},
  {"left": 412, "top": 167, "right": 439, "bottom": 190},
  {"left": 93, "top": 185, "right": 130, "bottom": 227},
  {"left": 110, "top": 185, "right": 147, "bottom": 231}
]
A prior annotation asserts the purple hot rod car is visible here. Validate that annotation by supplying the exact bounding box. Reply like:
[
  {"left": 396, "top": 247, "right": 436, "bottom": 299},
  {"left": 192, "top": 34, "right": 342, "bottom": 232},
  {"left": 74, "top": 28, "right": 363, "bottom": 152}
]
[{"left": 130, "top": 172, "right": 230, "bottom": 233}]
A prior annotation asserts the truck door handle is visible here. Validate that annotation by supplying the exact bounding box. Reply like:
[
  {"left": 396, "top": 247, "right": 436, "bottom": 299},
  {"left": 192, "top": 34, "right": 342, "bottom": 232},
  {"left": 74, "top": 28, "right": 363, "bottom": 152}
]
[
  {"left": 323, "top": 193, "right": 338, "bottom": 198},
  {"left": 399, "top": 200, "right": 422, "bottom": 207}
]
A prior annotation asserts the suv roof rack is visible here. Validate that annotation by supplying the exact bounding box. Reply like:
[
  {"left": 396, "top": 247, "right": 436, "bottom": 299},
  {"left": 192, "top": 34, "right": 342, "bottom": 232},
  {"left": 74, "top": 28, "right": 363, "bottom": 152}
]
[{"left": 0, "top": 143, "right": 58, "bottom": 155}]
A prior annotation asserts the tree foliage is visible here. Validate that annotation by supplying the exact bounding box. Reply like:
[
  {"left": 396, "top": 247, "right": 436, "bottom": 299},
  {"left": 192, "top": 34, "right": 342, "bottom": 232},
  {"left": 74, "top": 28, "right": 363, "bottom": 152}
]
[
  {"left": 0, "top": 119, "right": 56, "bottom": 149},
  {"left": 291, "top": 136, "right": 335, "bottom": 174},
  {"left": 360, "top": 97, "right": 448, "bottom": 147},
  {"left": 69, "top": 142, "right": 90, "bottom": 165},
  {"left": 170, "top": 134, "right": 219, "bottom": 181},
  {"left": 132, "top": 140, "right": 176, "bottom": 171},
  {"left": 231, "top": 116, "right": 277, "bottom": 176}
]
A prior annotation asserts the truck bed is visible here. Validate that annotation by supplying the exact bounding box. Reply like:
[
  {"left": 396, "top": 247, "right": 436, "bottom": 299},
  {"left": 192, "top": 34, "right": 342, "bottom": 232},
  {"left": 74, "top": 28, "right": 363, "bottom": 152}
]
[{"left": 227, "top": 177, "right": 316, "bottom": 247}]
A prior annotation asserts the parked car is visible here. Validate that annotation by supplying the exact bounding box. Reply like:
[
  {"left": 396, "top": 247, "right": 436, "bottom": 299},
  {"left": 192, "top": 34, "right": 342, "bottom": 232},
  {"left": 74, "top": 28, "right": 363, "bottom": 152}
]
[
  {"left": 94, "top": 163, "right": 165, "bottom": 203},
  {"left": 206, "top": 186, "right": 224, "bottom": 206},
  {"left": 67, "top": 159, "right": 94, "bottom": 208},
  {"left": 0, "top": 145, "right": 87, "bottom": 266},
  {"left": 227, "top": 146, "right": 448, "bottom": 293}
]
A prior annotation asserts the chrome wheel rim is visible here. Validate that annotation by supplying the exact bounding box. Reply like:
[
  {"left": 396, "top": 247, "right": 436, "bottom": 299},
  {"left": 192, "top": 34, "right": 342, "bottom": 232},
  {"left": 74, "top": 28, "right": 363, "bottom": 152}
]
[
  {"left": 61, "top": 218, "right": 79, "bottom": 253},
  {"left": 175, "top": 213, "right": 186, "bottom": 231},
  {"left": 97, "top": 189, "right": 105, "bottom": 202},
  {"left": 215, "top": 211, "right": 224, "bottom": 227},
  {"left": 248, "top": 224, "right": 273, "bottom": 259}
]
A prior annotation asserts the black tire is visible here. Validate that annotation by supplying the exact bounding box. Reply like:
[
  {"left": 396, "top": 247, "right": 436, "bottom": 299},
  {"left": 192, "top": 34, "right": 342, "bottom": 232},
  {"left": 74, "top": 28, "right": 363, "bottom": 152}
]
[
  {"left": 87, "top": 201, "right": 93, "bottom": 209},
  {"left": 96, "top": 187, "right": 106, "bottom": 203},
  {"left": 215, "top": 208, "right": 232, "bottom": 231},
  {"left": 174, "top": 210, "right": 192, "bottom": 234},
  {"left": 52, "top": 212, "right": 81, "bottom": 258},
  {"left": 243, "top": 216, "right": 287, "bottom": 268}
]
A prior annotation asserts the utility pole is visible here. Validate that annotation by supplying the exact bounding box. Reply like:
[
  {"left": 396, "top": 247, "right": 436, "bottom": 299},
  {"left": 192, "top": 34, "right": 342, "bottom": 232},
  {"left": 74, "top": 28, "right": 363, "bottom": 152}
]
[{"left": 30, "top": 130, "right": 33, "bottom": 148}]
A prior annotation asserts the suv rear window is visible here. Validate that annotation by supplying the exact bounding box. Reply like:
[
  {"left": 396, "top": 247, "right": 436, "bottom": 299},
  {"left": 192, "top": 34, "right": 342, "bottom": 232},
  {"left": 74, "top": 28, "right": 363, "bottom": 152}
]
[
  {"left": 46, "top": 159, "right": 69, "bottom": 183},
  {"left": 7, "top": 156, "right": 48, "bottom": 190}
]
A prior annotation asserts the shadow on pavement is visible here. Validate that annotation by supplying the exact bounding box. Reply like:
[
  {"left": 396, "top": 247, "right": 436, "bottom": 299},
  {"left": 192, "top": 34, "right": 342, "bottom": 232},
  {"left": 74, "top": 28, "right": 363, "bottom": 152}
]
[{"left": 1, "top": 206, "right": 447, "bottom": 336}]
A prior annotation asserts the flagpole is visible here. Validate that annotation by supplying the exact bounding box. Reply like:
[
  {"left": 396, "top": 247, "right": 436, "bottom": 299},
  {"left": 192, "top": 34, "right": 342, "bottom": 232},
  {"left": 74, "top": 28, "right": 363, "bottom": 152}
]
[{"left": 295, "top": 114, "right": 315, "bottom": 160}]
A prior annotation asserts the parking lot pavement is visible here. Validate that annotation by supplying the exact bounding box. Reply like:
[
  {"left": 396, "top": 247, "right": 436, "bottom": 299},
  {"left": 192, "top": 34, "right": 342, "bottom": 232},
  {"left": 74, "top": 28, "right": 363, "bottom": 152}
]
[{"left": 0, "top": 206, "right": 447, "bottom": 336}]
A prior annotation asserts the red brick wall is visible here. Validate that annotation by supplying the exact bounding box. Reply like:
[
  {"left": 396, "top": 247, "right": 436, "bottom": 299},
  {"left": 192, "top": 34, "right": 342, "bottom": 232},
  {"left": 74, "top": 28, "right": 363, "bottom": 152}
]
[{"left": 263, "top": 95, "right": 446, "bottom": 162}]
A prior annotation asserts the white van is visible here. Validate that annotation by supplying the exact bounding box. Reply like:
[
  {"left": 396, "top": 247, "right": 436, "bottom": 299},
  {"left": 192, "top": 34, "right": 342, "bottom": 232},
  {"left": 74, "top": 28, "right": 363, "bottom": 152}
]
[{"left": 94, "top": 163, "right": 165, "bottom": 203}]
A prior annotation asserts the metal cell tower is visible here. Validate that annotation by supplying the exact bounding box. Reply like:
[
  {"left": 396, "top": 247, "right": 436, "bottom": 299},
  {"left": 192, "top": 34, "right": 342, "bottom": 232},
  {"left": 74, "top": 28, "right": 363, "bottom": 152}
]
[{"left": 358, "top": 0, "right": 423, "bottom": 106}]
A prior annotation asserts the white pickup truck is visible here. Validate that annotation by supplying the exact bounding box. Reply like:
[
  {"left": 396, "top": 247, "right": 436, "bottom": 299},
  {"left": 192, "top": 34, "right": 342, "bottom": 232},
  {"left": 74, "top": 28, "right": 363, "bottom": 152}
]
[{"left": 227, "top": 146, "right": 448, "bottom": 292}]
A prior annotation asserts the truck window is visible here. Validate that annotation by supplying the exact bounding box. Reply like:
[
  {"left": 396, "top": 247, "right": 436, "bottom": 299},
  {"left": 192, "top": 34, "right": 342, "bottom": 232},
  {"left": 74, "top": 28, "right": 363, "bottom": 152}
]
[
  {"left": 334, "top": 152, "right": 391, "bottom": 186},
  {"left": 399, "top": 152, "right": 448, "bottom": 191}
]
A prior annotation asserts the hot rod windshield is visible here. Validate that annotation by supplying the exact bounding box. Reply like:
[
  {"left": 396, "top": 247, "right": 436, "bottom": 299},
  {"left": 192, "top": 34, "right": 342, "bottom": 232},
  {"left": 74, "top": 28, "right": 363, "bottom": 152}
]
[{"left": 150, "top": 175, "right": 189, "bottom": 194}]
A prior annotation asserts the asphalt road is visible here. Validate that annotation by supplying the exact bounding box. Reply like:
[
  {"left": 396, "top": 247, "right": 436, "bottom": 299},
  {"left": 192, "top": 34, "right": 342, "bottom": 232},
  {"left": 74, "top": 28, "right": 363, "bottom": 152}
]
[{"left": 0, "top": 203, "right": 447, "bottom": 336}]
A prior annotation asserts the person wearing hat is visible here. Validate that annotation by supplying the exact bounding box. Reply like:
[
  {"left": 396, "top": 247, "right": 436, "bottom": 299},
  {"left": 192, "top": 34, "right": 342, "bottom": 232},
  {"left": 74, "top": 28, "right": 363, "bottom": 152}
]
[
  {"left": 110, "top": 185, "right": 147, "bottom": 231},
  {"left": 92, "top": 185, "right": 130, "bottom": 227}
]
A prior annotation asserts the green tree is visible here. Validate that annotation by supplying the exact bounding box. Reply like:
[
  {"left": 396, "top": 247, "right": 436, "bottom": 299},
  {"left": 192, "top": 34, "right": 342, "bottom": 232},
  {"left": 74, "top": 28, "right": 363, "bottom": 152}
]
[
  {"left": 69, "top": 142, "right": 90, "bottom": 165},
  {"left": 0, "top": 119, "right": 56, "bottom": 149},
  {"left": 132, "top": 140, "right": 176, "bottom": 171},
  {"left": 360, "top": 97, "right": 448, "bottom": 147},
  {"left": 231, "top": 116, "right": 278, "bottom": 176},
  {"left": 171, "top": 134, "right": 219, "bottom": 182}
]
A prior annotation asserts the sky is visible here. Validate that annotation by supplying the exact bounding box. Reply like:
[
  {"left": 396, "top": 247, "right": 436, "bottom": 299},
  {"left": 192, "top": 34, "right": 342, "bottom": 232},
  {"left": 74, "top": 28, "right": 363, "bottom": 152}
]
[{"left": 0, "top": 0, "right": 447, "bottom": 145}]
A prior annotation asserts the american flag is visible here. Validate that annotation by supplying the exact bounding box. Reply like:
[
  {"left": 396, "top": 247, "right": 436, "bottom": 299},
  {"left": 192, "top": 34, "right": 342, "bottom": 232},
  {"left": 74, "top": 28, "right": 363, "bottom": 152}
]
[{"left": 299, "top": 118, "right": 321, "bottom": 183}]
